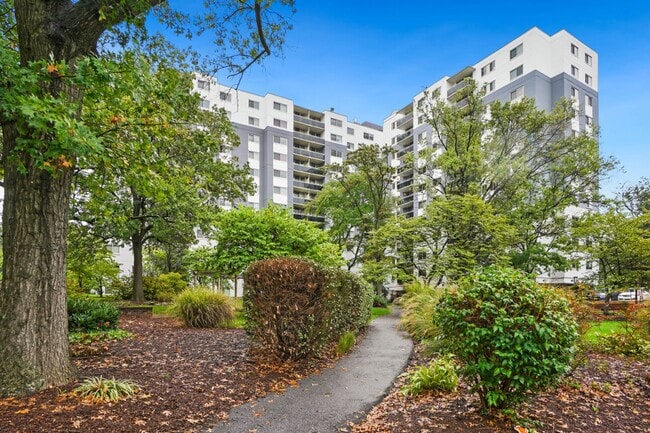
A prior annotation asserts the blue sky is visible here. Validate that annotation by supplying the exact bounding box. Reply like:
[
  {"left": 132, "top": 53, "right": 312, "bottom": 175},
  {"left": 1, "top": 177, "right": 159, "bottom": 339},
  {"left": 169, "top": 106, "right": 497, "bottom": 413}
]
[{"left": 190, "top": 1, "right": 650, "bottom": 197}]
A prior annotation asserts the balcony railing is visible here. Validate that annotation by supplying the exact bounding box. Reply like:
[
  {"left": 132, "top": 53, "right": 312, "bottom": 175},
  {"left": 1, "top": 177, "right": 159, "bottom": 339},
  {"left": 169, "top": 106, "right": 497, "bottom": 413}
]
[
  {"left": 293, "top": 114, "right": 325, "bottom": 129},
  {"left": 447, "top": 79, "right": 469, "bottom": 98},
  {"left": 293, "top": 147, "right": 325, "bottom": 161},
  {"left": 293, "top": 180, "right": 324, "bottom": 191},
  {"left": 293, "top": 164, "right": 324, "bottom": 175},
  {"left": 395, "top": 113, "right": 413, "bottom": 128},
  {"left": 397, "top": 179, "right": 413, "bottom": 190},
  {"left": 294, "top": 131, "right": 325, "bottom": 145},
  {"left": 395, "top": 130, "right": 412, "bottom": 144}
]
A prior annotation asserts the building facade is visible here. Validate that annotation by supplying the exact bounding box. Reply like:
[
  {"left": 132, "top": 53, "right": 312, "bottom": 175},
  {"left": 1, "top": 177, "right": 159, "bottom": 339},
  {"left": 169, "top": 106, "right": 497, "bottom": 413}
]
[{"left": 384, "top": 27, "right": 598, "bottom": 284}]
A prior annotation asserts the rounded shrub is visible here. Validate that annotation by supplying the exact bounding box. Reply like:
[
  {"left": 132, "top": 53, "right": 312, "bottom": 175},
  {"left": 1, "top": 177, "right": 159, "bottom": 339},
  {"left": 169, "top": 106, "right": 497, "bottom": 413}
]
[
  {"left": 172, "top": 287, "right": 234, "bottom": 328},
  {"left": 68, "top": 296, "right": 120, "bottom": 332},
  {"left": 244, "top": 257, "right": 329, "bottom": 361},
  {"left": 435, "top": 266, "right": 578, "bottom": 411},
  {"left": 324, "top": 267, "right": 374, "bottom": 340}
]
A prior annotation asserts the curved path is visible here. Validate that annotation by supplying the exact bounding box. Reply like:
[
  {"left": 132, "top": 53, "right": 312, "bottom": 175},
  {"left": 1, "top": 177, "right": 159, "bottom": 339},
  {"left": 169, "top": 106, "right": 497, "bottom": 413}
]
[{"left": 210, "top": 309, "right": 413, "bottom": 433}]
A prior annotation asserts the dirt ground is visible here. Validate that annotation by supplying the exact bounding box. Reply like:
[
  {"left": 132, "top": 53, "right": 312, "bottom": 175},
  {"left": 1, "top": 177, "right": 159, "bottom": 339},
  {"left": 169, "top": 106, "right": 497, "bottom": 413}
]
[{"left": 1, "top": 313, "right": 649, "bottom": 433}]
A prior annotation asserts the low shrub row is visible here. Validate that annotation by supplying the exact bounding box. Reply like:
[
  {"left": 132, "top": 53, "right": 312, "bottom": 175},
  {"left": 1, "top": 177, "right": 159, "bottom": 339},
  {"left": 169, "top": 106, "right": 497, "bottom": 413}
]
[
  {"left": 243, "top": 257, "right": 373, "bottom": 361},
  {"left": 68, "top": 296, "right": 120, "bottom": 332}
]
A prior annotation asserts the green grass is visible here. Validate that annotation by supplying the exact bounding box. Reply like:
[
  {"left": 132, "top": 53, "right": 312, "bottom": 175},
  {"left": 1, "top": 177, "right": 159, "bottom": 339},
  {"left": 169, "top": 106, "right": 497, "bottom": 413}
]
[
  {"left": 152, "top": 304, "right": 173, "bottom": 315},
  {"left": 371, "top": 306, "right": 391, "bottom": 320},
  {"left": 69, "top": 328, "right": 132, "bottom": 344},
  {"left": 583, "top": 321, "right": 627, "bottom": 343}
]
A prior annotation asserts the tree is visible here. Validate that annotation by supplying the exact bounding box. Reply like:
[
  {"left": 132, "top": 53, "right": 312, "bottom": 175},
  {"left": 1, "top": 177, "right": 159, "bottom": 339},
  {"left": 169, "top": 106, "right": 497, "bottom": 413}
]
[
  {"left": 0, "top": 0, "right": 294, "bottom": 396},
  {"left": 418, "top": 79, "right": 613, "bottom": 274},
  {"left": 71, "top": 53, "right": 253, "bottom": 303},
  {"left": 307, "top": 144, "right": 396, "bottom": 287},
  {"left": 66, "top": 223, "right": 119, "bottom": 296},
  {"left": 572, "top": 208, "right": 650, "bottom": 292},
  {"left": 373, "top": 194, "right": 514, "bottom": 286},
  {"left": 619, "top": 177, "right": 650, "bottom": 217},
  {"left": 185, "top": 205, "right": 343, "bottom": 296}
]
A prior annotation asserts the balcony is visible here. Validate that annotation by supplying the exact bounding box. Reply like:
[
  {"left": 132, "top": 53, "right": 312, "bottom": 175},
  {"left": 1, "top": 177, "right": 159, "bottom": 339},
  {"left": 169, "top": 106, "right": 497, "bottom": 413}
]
[
  {"left": 396, "top": 145, "right": 413, "bottom": 159},
  {"left": 293, "top": 180, "right": 324, "bottom": 191},
  {"left": 294, "top": 164, "right": 324, "bottom": 176},
  {"left": 294, "top": 211, "right": 325, "bottom": 224},
  {"left": 294, "top": 131, "right": 325, "bottom": 145},
  {"left": 395, "top": 130, "right": 413, "bottom": 144},
  {"left": 293, "top": 147, "right": 325, "bottom": 161},
  {"left": 292, "top": 196, "right": 313, "bottom": 205},
  {"left": 397, "top": 179, "right": 413, "bottom": 191},
  {"left": 293, "top": 114, "right": 325, "bottom": 130},
  {"left": 395, "top": 113, "right": 413, "bottom": 129}
]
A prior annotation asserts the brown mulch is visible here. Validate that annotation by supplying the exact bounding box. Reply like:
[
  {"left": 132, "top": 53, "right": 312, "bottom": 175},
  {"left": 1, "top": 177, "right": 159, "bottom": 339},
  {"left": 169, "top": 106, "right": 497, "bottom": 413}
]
[
  {"left": 0, "top": 313, "right": 331, "bottom": 433},
  {"left": 349, "top": 344, "right": 650, "bottom": 433}
]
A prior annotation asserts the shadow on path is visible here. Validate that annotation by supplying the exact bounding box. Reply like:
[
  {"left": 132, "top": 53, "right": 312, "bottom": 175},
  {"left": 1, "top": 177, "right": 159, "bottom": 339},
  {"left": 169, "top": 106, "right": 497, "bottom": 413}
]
[{"left": 210, "top": 309, "right": 413, "bottom": 433}]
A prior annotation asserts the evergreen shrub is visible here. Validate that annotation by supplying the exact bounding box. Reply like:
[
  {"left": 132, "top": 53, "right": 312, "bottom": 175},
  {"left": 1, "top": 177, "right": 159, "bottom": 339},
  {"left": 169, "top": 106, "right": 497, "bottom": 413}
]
[
  {"left": 435, "top": 266, "right": 578, "bottom": 411},
  {"left": 325, "top": 267, "right": 374, "bottom": 339},
  {"left": 68, "top": 296, "right": 120, "bottom": 332}
]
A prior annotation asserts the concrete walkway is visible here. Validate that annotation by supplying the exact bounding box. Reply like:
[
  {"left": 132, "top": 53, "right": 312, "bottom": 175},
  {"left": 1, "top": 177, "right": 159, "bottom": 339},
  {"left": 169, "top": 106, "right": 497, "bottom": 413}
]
[{"left": 210, "top": 310, "right": 413, "bottom": 433}]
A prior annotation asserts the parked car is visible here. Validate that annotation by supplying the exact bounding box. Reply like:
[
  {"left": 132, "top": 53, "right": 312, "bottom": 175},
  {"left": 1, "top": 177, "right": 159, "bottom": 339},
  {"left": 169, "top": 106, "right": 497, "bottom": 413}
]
[{"left": 617, "top": 291, "right": 636, "bottom": 301}]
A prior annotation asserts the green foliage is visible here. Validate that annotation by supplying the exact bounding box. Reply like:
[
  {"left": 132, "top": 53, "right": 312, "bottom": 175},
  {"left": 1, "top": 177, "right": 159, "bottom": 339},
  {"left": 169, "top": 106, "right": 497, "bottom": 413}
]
[
  {"left": 324, "top": 266, "right": 374, "bottom": 340},
  {"left": 68, "top": 329, "right": 132, "bottom": 345},
  {"left": 601, "top": 333, "right": 650, "bottom": 359},
  {"left": 171, "top": 288, "right": 234, "bottom": 328},
  {"left": 373, "top": 295, "right": 389, "bottom": 308},
  {"left": 244, "top": 258, "right": 329, "bottom": 361},
  {"left": 400, "top": 281, "right": 443, "bottom": 344},
  {"left": 73, "top": 377, "right": 140, "bottom": 403},
  {"left": 67, "top": 296, "right": 120, "bottom": 332},
  {"left": 401, "top": 355, "right": 459, "bottom": 396},
  {"left": 435, "top": 267, "right": 578, "bottom": 411},
  {"left": 143, "top": 272, "right": 188, "bottom": 302},
  {"left": 185, "top": 205, "right": 344, "bottom": 285},
  {"left": 336, "top": 331, "right": 356, "bottom": 356},
  {"left": 109, "top": 276, "right": 133, "bottom": 300}
]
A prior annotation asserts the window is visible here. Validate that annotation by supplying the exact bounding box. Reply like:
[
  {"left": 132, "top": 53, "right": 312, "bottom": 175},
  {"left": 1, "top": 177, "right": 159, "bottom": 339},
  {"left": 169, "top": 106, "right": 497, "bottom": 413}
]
[
  {"left": 273, "top": 186, "right": 287, "bottom": 195},
  {"left": 347, "top": 127, "right": 355, "bottom": 135},
  {"left": 200, "top": 99, "right": 210, "bottom": 109},
  {"left": 347, "top": 142, "right": 355, "bottom": 150},
  {"left": 480, "top": 60, "right": 495, "bottom": 76},
  {"left": 363, "top": 132, "right": 374, "bottom": 140},
  {"left": 509, "top": 65, "right": 523, "bottom": 80},
  {"left": 510, "top": 86, "right": 524, "bottom": 101},
  {"left": 571, "top": 43, "right": 579, "bottom": 56},
  {"left": 273, "top": 169, "right": 287, "bottom": 178},
  {"left": 248, "top": 99, "right": 260, "bottom": 109},
  {"left": 273, "top": 118, "right": 287, "bottom": 128},
  {"left": 248, "top": 151, "right": 259, "bottom": 160},
  {"left": 585, "top": 116, "right": 593, "bottom": 126},
  {"left": 571, "top": 87, "right": 578, "bottom": 98},
  {"left": 587, "top": 95, "right": 593, "bottom": 107},
  {"left": 585, "top": 53, "right": 593, "bottom": 65},
  {"left": 273, "top": 101, "right": 287, "bottom": 112},
  {"left": 219, "top": 91, "right": 231, "bottom": 102},
  {"left": 273, "top": 152, "right": 287, "bottom": 161},
  {"left": 197, "top": 79, "right": 210, "bottom": 90},
  {"left": 509, "top": 43, "right": 523, "bottom": 59},
  {"left": 586, "top": 261, "right": 593, "bottom": 270},
  {"left": 331, "top": 118, "right": 342, "bottom": 127},
  {"left": 250, "top": 168, "right": 260, "bottom": 177},
  {"left": 484, "top": 80, "right": 496, "bottom": 92},
  {"left": 273, "top": 135, "right": 288, "bottom": 145},
  {"left": 330, "top": 133, "right": 342, "bottom": 143},
  {"left": 331, "top": 149, "right": 343, "bottom": 158},
  {"left": 571, "top": 65, "right": 579, "bottom": 77},
  {"left": 248, "top": 116, "right": 259, "bottom": 126},
  {"left": 585, "top": 74, "right": 592, "bottom": 85},
  {"left": 248, "top": 133, "right": 260, "bottom": 143}
]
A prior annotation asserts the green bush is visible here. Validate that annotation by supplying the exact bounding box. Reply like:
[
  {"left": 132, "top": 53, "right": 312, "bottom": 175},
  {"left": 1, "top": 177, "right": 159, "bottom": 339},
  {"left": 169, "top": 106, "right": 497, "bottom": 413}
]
[
  {"left": 67, "top": 296, "right": 120, "bottom": 332},
  {"left": 244, "top": 258, "right": 329, "bottom": 361},
  {"left": 373, "top": 294, "right": 389, "bottom": 308},
  {"left": 109, "top": 276, "right": 133, "bottom": 300},
  {"left": 401, "top": 354, "right": 459, "bottom": 396},
  {"left": 435, "top": 267, "right": 578, "bottom": 411},
  {"left": 172, "top": 287, "right": 234, "bottom": 328},
  {"left": 144, "top": 272, "right": 188, "bottom": 302},
  {"left": 325, "top": 267, "right": 374, "bottom": 340}
]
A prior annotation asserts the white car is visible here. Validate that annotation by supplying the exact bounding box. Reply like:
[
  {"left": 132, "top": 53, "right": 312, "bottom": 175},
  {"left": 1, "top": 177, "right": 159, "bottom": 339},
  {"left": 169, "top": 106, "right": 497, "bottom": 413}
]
[{"left": 617, "top": 290, "right": 648, "bottom": 301}]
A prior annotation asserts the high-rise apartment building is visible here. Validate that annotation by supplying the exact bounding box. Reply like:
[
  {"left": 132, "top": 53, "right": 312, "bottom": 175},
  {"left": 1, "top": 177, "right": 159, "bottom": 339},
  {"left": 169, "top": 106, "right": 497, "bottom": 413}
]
[
  {"left": 384, "top": 27, "right": 598, "bottom": 284},
  {"left": 194, "top": 79, "right": 382, "bottom": 223}
]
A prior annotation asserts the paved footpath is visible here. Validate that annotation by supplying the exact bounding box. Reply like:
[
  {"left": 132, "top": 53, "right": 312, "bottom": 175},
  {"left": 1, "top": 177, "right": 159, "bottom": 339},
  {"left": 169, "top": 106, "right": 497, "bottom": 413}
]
[{"left": 210, "top": 309, "right": 413, "bottom": 433}]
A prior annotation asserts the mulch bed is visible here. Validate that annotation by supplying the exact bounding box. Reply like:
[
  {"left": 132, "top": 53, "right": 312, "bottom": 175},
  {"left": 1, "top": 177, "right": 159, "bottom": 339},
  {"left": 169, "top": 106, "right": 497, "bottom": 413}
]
[
  {"left": 0, "top": 313, "right": 330, "bottom": 433},
  {"left": 348, "top": 344, "right": 650, "bottom": 433}
]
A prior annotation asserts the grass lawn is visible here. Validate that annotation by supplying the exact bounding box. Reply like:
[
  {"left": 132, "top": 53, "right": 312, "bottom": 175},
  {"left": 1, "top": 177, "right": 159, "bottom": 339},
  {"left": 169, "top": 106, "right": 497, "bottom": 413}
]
[
  {"left": 582, "top": 320, "right": 627, "bottom": 343},
  {"left": 371, "top": 306, "right": 391, "bottom": 320}
]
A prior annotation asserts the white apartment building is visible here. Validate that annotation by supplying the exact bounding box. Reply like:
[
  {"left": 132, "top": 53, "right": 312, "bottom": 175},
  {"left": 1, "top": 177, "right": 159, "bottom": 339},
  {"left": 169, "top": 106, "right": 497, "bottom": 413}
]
[
  {"left": 194, "top": 78, "right": 382, "bottom": 223},
  {"left": 384, "top": 27, "right": 598, "bottom": 284}
]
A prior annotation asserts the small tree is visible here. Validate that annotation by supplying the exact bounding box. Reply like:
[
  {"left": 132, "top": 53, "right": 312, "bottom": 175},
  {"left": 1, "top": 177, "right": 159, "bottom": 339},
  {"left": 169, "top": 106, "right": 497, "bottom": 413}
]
[{"left": 435, "top": 267, "right": 578, "bottom": 411}]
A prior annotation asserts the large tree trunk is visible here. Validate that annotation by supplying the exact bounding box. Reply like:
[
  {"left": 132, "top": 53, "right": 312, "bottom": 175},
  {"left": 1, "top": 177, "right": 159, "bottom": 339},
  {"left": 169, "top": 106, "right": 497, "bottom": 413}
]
[
  {"left": 0, "top": 0, "right": 110, "bottom": 396},
  {"left": 0, "top": 126, "right": 76, "bottom": 396},
  {"left": 132, "top": 235, "right": 145, "bottom": 302}
]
